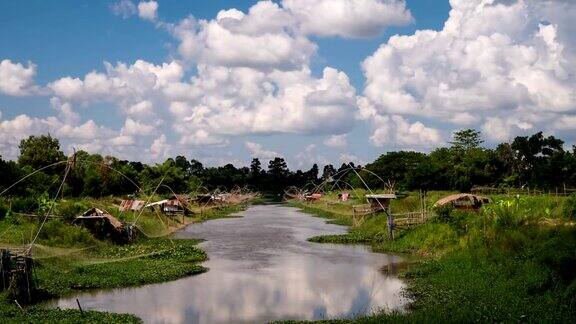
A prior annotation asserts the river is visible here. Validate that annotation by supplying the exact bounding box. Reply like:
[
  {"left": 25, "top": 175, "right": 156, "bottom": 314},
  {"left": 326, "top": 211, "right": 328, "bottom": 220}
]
[{"left": 51, "top": 204, "right": 409, "bottom": 323}]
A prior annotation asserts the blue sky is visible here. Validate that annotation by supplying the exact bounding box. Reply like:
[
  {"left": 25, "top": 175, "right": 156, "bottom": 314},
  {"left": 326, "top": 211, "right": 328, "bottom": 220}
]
[{"left": 0, "top": 0, "right": 574, "bottom": 169}]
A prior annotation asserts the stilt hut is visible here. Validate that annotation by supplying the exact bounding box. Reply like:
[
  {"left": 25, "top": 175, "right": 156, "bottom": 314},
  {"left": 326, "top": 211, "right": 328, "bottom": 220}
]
[
  {"left": 0, "top": 249, "right": 34, "bottom": 304},
  {"left": 365, "top": 194, "right": 397, "bottom": 212}
]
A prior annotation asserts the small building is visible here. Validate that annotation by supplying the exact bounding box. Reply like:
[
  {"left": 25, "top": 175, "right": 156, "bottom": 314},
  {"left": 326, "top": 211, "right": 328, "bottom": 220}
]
[
  {"left": 434, "top": 193, "right": 491, "bottom": 210},
  {"left": 146, "top": 195, "right": 192, "bottom": 215},
  {"left": 73, "top": 208, "right": 136, "bottom": 243},
  {"left": 365, "top": 194, "right": 397, "bottom": 212},
  {"left": 119, "top": 199, "right": 145, "bottom": 212}
]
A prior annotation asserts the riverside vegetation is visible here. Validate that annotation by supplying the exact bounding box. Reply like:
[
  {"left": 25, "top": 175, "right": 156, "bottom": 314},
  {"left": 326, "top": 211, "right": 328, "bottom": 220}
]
[
  {"left": 289, "top": 191, "right": 576, "bottom": 323},
  {"left": 0, "top": 196, "right": 251, "bottom": 323}
]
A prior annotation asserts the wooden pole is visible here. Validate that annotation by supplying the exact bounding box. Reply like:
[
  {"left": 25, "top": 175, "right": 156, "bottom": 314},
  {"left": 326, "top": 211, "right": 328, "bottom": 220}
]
[
  {"left": 387, "top": 211, "right": 394, "bottom": 240},
  {"left": 76, "top": 298, "right": 83, "bottom": 313},
  {"left": 419, "top": 189, "right": 423, "bottom": 221}
]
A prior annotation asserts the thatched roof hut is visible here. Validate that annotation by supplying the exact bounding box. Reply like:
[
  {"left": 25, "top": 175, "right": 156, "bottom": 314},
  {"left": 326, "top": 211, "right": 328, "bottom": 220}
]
[
  {"left": 73, "top": 208, "right": 135, "bottom": 243},
  {"left": 434, "top": 193, "right": 491, "bottom": 210}
]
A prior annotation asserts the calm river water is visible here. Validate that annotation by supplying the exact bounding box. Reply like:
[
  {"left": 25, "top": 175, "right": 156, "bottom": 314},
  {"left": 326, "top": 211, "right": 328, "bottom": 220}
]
[{"left": 51, "top": 204, "right": 409, "bottom": 323}]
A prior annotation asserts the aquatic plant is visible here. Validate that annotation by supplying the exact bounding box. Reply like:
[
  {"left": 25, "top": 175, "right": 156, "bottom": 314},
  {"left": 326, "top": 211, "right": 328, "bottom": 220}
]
[{"left": 295, "top": 192, "right": 576, "bottom": 322}]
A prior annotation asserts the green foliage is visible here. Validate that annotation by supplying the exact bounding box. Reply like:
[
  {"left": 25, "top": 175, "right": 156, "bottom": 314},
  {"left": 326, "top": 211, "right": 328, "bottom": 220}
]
[
  {"left": 358, "top": 151, "right": 429, "bottom": 190},
  {"left": 34, "top": 238, "right": 207, "bottom": 296},
  {"left": 449, "top": 129, "right": 484, "bottom": 150},
  {"left": 564, "top": 194, "right": 576, "bottom": 220},
  {"left": 17, "top": 134, "right": 66, "bottom": 171},
  {"left": 9, "top": 195, "right": 39, "bottom": 213},
  {"left": 55, "top": 199, "right": 89, "bottom": 223},
  {"left": 37, "top": 220, "right": 99, "bottom": 247},
  {"left": 0, "top": 198, "right": 10, "bottom": 220},
  {"left": 433, "top": 204, "right": 454, "bottom": 223},
  {"left": 3, "top": 131, "right": 576, "bottom": 200},
  {"left": 295, "top": 193, "right": 576, "bottom": 322},
  {"left": 36, "top": 192, "right": 56, "bottom": 216},
  {"left": 0, "top": 298, "right": 141, "bottom": 323}
]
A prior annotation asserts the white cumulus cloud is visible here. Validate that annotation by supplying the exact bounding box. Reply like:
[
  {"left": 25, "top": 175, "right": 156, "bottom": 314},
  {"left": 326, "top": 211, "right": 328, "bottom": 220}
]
[
  {"left": 245, "top": 141, "right": 281, "bottom": 160},
  {"left": 138, "top": 1, "right": 158, "bottom": 21},
  {"left": 282, "top": 0, "right": 412, "bottom": 38},
  {"left": 361, "top": 0, "right": 576, "bottom": 144},
  {"left": 324, "top": 134, "right": 348, "bottom": 148},
  {"left": 0, "top": 59, "right": 39, "bottom": 96},
  {"left": 171, "top": 2, "right": 316, "bottom": 70}
]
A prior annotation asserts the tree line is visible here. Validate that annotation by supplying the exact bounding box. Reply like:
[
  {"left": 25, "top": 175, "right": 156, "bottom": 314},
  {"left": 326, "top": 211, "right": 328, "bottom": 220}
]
[
  {"left": 351, "top": 130, "right": 576, "bottom": 192},
  {"left": 0, "top": 129, "right": 575, "bottom": 198}
]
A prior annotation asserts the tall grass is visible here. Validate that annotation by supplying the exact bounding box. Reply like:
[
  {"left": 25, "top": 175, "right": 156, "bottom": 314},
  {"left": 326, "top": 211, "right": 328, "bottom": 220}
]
[{"left": 294, "top": 192, "right": 576, "bottom": 322}]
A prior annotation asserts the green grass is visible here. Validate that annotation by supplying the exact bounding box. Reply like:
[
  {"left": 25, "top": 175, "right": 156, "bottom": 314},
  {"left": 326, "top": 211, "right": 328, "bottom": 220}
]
[
  {"left": 291, "top": 193, "right": 576, "bottom": 322},
  {"left": 0, "top": 297, "right": 141, "bottom": 323}
]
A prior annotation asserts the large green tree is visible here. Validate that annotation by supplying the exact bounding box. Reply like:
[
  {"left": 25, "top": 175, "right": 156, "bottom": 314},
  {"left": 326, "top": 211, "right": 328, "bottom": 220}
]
[
  {"left": 450, "top": 129, "right": 484, "bottom": 151},
  {"left": 18, "top": 135, "right": 66, "bottom": 171}
]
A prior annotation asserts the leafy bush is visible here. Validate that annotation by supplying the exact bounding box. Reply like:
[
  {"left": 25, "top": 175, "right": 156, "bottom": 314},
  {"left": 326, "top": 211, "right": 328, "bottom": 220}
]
[
  {"left": 0, "top": 199, "right": 9, "bottom": 220},
  {"left": 432, "top": 205, "right": 472, "bottom": 233},
  {"left": 482, "top": 197, "right": 529, "bottom": 229},
  {"left": 56, "top": 200, "right": 89, "bottom": 223},
  {"left": 37, "top": 220, "right": 99, "bottom": 247},
  {"left": 563, "top": 194, "right": 576, "bottom": 220},
  {"left": 9, "top": 195, "right": 38, "bottom": 213},
  {"left": 433, "top": 204, "right": 455, "bottom": 223},
  {"left": 36, "top": 192, "right": 57, "bottom": 216}
]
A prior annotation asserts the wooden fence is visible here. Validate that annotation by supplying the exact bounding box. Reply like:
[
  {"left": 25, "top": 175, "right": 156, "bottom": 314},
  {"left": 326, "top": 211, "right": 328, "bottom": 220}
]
[
  {"left": 351, "top": 206, "right": 431, "bottom": 227},
  {"left": 472, "top": 185, "right": 576, "bottom": 197},
  {"left": 391, "top": 211, "right": 431, "bottom": 226}
]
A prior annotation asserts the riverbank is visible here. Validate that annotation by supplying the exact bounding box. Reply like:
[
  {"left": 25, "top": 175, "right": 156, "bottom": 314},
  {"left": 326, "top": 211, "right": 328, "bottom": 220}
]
[
  {"left": 0, "top": 199, "right": 252, "bottom": 323},
  {"left": 290, "top": 192, "right": 576, "bottom": 322}
]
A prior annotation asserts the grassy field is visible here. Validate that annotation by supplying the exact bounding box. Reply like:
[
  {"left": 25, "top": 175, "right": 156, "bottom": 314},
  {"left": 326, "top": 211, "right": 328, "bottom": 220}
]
[
  {"left": 290, "top": 191, "right": 576, "bottom": 322},
  {"left": 0, "top": 196, "right": 252, "bottom": 323}
]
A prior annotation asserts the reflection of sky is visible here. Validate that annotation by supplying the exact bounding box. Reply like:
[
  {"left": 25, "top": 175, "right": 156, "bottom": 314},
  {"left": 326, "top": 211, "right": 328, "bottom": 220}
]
[{"left": 51, "top": 205, "right": 409, "bottom": 323}]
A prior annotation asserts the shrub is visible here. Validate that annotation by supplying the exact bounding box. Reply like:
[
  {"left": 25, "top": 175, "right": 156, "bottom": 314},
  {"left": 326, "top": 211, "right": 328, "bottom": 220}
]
[
  {"left": 433, "top": 205, "right": 472, "bottom": 234},
  {"left": 56, "top": 200, "right": 89, "bottom": 223},
  {"left": 482, "top": 197, "right": 527, "bottom": 229},
  {"left": 0, "top": 198, "right": 10, "bottom": 220},
  {"left": 563, "top": 194, "right": 576, "bottom": 220},
  {"left": 37, "top": 220, "right": 99, "bottom": 247},
  {"left": 9, "top": 195, "right": 38, "bottom": 213},
  {"left": 434, "top": 204, "right": 455, "bottom": 223}
]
